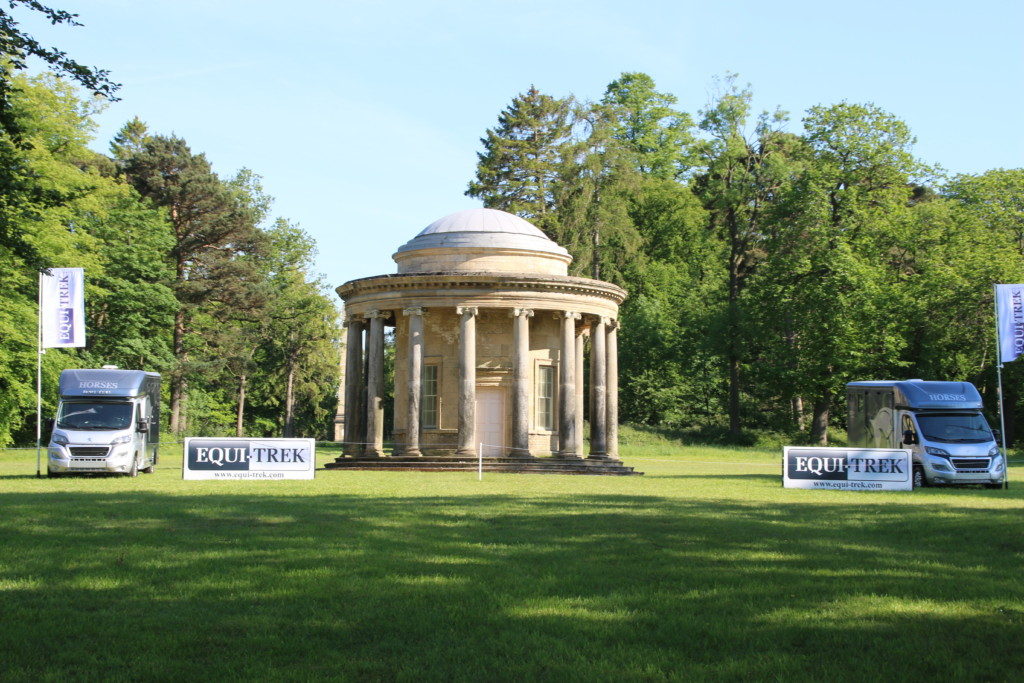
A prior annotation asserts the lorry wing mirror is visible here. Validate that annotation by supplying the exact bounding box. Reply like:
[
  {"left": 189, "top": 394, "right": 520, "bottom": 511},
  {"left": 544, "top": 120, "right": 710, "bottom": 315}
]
[
  {"left": 44, "top": 418, "right": 54, "bottom": 433},
  {"left": 137, "top": 418, "right": 149, "bottom": 433},
  {"left": 992, "top": 429, "right": 1001, "bottom": 442},
  {"left": 902, "top": 430, "right": 917, "bottom": 445}
]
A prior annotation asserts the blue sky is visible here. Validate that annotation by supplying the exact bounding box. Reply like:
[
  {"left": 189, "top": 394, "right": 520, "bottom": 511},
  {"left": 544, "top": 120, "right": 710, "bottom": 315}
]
[{"left": 18, "top": 0, "right": 1024, "bottom": 288}]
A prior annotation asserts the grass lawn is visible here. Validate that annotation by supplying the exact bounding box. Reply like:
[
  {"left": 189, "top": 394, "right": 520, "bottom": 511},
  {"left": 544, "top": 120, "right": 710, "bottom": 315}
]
[{"left": 2, "top": 428, "right": 1023, "bottom": 680}]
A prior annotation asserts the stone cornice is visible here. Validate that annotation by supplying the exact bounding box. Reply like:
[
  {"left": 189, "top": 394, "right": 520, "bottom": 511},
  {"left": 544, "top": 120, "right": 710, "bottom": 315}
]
[{"left": 337, "top": 272, "right": 627, "bottom": 304}]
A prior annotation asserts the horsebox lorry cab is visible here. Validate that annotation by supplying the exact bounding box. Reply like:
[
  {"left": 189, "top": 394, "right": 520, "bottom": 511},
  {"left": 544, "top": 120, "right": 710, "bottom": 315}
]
[
  {"left": 846, "top": 380, "right": 1004, "bottom": 488},
  {"left": 47, "top": 368, "right": 160, "bottom": 478}
]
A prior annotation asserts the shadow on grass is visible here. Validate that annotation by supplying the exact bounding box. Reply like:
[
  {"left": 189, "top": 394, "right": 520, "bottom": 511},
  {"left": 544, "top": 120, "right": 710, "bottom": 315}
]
[
  {"left": 0, "top": 491, "right": 1022, "bottom": 679},
  {"left": 653, "top": 473, "right": 781, "bottom": 483}
]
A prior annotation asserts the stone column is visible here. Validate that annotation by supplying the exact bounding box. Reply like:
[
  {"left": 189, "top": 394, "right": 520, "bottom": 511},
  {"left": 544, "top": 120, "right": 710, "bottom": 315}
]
[
  {"left": 403, "top": 307, "right": 425, "bottom": 457},
  {"left": 606, "top": 319, "right": 620, "bottom": 460},
  {"left": 575, "top": 326, "right": 585, "bottom": 456},
  {"left": 342, "top": 315, "right": 364, "bottom": 456},
  {"left": 510, "top": 308, "right": 534, "bottom": 458},
  {"left": 589, "top": 316, "right": 608, "bottom": 458},
  {"left": 358, "top": 326, "right": 368, "bottom": 448},
  {"left": 364, "top": 310, "right": 388, "bottom": 458},
  {"left": 558, "top": 311, "right": 581, "bottom": 458},
  {"left": 456, "top": 306, "right": 478, "bottom": 456},
  {"left": 333, "top": 338, "right": 345, "bottom": 442}
]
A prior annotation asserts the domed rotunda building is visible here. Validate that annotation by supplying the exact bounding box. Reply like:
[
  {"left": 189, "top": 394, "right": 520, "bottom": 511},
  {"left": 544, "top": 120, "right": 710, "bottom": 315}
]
[{"left": 327, "top": 208, "right": 636, "bottom": 474}]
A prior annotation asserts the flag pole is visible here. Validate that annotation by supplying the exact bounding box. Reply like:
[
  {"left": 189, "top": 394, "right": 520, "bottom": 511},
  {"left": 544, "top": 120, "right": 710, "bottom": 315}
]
[
  {"left": 994, "top": 285, "right": 1009, "bottom": 489},
  {"left": 36, "top": 271, "right": 43, "bottom": 478}
]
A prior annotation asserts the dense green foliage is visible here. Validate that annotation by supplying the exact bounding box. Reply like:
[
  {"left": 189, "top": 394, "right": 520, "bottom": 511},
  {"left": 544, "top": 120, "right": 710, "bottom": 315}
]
[
  {"left": 469, "top": 73, "right": 1024, "bottom": 445},
  {"left": 0, "top": 0, "right": 119, "bottom": 268},
  {"left": 0, "top": 74, "right": 341, "bottom": 445},
  {"left": 1, "top": 439, "right": 1021, "bottom": 679}
]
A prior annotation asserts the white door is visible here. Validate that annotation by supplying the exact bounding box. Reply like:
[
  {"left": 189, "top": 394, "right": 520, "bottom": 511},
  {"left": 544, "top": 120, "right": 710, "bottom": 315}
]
[{"left": 476, "top": 387, "right": 505, "bottom": 457}]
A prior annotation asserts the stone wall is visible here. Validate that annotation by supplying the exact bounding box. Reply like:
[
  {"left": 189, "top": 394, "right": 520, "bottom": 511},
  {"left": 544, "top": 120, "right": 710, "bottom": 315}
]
[{"left": 392, "top": 307, "right": 564, "bottom": 455}]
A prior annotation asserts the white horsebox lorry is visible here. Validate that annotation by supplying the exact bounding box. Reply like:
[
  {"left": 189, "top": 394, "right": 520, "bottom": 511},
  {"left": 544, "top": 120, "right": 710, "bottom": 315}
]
[
  {"left": 47, "top": 368, "right": 160, "bottom": 477},
  {"left": 846, "top": 380, "right": 1004, "bottom": 488}
]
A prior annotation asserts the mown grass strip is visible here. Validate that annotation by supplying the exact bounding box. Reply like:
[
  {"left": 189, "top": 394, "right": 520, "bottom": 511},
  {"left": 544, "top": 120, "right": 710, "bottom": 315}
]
[{"left": 1, "top": 432, "right": 1022, "bottom": 680}]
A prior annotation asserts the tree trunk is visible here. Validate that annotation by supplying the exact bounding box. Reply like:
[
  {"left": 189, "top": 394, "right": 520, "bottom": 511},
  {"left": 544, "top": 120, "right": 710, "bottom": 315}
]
[
  {"left": 728, "top": 358, "right": 741, "bottom": 438},
  {"left": 792, "top": 395, "right": 805, "bottom": 432},
  {"left": 169, "top": 254, "right": 188, "bottom": 434},
  {"left": 784, "top": 317, "right": 803, "bottom": 430},
  {"left": 235, "top": 373, "right": 247, "bottom": 437},
  {"left": 284, "top": 359, "right": 295, "bottom": 438},
  {"left": 810, "top": 397, "right": 830, "bottom": 445},
  {"left": 169, "top": 306, "right": 187, "bottom": 433},
  {"left": 726, "top": 208, "right": 742, "bottom": 440}
]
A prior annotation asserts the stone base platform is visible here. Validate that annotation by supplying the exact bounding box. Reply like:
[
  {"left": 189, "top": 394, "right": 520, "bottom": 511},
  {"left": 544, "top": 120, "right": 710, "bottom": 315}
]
[{"left": 323, "top": 455, "right": 642, "bottom": 476}]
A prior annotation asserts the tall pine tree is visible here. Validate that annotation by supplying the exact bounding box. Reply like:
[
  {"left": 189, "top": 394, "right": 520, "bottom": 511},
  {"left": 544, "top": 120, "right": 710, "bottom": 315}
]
[
  {"left": 601, "top": 72, "right": 694, "bottom": 180},
  {"left": 123, "top": 136, "right": 265, "bottom": 433},
  {"left": 466, "top": 86, "right": 573, "bottom": 237}
]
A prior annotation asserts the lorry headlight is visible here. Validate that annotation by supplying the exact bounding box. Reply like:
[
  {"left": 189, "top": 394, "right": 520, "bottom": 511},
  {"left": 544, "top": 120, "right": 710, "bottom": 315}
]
[
  {"left": 52, "top": 434, "right": 69, "bottom": 446},
  {"left": 48, "top": 450, "right": 63, "bottom": 460},
  {"left": 110, "top": 434, "right": 132, "bottom": 445},
  {"left": 928, "top": 457, "right": 952, "bottom": 471},
  {"left": 926, "top": 447, "right": 950, "bottom": 457},
  {"left": 989, "top": 446, "right": 1000, "bottom": 457},
  {"left": 993, "top": 456, "right": 1004, "bottom": 473}
]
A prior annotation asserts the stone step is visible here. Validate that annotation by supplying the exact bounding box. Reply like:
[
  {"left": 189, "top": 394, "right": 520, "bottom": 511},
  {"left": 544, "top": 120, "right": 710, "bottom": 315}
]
[
  {"left": 322, "top": 457, "right": 642, "bottom": 476},
  {"left": 324, "top": 463, "right": 637, "bottom": 471},
  {"left": 323, "top": 465, "right": 640, "bottom": 476},
  {"left": 328, "top": 456, "right": 628, "bottom": 465}
]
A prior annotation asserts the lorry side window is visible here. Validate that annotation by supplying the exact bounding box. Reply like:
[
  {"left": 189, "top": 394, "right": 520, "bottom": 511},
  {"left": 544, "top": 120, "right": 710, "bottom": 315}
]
[{"left": 902, "top": 415, "right": 916, "bottom": 439}]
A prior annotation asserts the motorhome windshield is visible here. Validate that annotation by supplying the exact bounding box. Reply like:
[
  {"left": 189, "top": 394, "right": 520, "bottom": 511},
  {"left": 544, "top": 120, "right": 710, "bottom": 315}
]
[
  {"left": 57, "top": 402, "right": 133, "bottom": 430},
  {"left": 916, "top": 413, "right": 992, "bottom": 444}
]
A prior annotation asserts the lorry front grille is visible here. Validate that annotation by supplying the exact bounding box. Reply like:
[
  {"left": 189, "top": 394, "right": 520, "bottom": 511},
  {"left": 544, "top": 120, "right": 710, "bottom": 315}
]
[
  {"left": 951, "top": 458, "right": 989, "bottom": 471},
  {"left": 69, "top": 447, "right": 109, "bottom": 458}
]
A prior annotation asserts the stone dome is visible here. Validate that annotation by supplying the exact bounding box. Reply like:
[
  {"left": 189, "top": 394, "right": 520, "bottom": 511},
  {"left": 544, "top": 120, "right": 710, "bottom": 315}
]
[{"left": 393, "top": 208, "right": 572, "bottom": 276}]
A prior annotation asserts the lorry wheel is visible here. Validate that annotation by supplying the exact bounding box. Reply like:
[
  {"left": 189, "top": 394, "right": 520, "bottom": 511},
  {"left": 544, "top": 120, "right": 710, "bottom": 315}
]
[
  {"left": 141, "top": 464, "right": 155, "bottom": 474},
  {"left": 47, "top": 469, "right": 61, "bottom": 478},
  {"left": 128, "top": 457, "right": 138, "bottom": 478},
  {"left": 912, "top": 465, "right": 926, "bottom": 489}
]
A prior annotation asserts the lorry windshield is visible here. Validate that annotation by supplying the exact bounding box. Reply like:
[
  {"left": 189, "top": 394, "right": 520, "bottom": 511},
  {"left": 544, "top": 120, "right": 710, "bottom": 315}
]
[
  {"left": 57, "top": 402, "right": 133, "bottom": 430},
  {"left": 916, "top": 413, "right": 992, "bottom": 443}
]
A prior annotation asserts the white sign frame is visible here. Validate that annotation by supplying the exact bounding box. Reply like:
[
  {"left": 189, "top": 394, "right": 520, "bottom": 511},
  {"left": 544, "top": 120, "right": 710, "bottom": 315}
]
[
  {"left": 783, "top": 447, "right": 912, "bottom": 491},
  {"left": 183, "top": 437, "right": 316, "bottom": 480}
]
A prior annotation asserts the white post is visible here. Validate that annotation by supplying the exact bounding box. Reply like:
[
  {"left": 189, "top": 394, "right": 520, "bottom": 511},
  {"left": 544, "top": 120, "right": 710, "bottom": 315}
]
[
  {"left": 36, "top": 271, "right": 43, "bottom": 478},
  {"left": 478, "top": 441, "right": 483, "bottom": 481},
  {"left": 994, "top": 285, "right": 1009, "bottom": 489}
]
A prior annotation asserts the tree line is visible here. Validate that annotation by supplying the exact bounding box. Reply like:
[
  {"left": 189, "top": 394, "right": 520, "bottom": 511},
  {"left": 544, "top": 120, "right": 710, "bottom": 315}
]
[
  {"left": 0, "top": 72, "right": 341, "bottom": 446},
  {"left": 467, "top": 73, "right": 1024, "bottom": 445}
]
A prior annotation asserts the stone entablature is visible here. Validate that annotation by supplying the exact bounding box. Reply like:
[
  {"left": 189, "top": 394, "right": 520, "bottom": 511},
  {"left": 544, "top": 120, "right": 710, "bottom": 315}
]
[{"left": 338, "top": 272, "right": 625, "bottom": 319}]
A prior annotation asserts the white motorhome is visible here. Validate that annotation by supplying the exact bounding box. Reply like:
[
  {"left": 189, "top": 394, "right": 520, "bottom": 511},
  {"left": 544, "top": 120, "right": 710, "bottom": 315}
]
[
  {"left": 847, "top": 380, "right": 1004, "bottom": 488},
  {"left": 47, "top": 369, "right": 160, "bottom": 477}
]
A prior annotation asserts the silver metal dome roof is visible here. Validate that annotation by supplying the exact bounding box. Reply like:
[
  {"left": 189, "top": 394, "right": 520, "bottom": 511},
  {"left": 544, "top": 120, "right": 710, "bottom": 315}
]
[{"left": 394, "top": 208, "right": 570, "bottom": 257}]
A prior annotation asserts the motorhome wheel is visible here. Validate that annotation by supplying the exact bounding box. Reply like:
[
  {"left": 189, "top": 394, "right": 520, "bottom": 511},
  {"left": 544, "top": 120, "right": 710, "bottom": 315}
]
[
  {"left": 128, "top": 456, "right": 138, "bottom": 478},
  {"left": 912, "top": 465, "right": 926, "bottom": 488}
]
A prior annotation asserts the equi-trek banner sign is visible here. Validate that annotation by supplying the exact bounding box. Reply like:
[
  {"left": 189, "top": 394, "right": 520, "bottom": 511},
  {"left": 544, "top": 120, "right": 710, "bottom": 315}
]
[
  {"left": 783, "top": 447, "right": 912, "bottom": 491},
  {"left": 40, "top": 268, "right": 86, "bottom": 348},
  {"left": 995, "top": 284, "right": 1024, "bottom": 363},
  {"left": 183, "top": 438, "right": 315, "bottom": 480}
]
